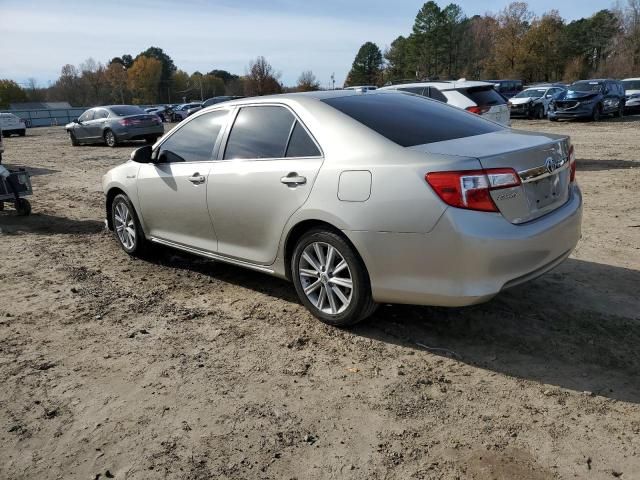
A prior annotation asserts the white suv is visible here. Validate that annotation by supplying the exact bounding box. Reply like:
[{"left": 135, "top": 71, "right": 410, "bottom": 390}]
[
  {"left": 0, "top": 113, "right": 27, "bottom": 137},
  {"left": 380, "top": 80, "right": 510, "bottom": 126}
]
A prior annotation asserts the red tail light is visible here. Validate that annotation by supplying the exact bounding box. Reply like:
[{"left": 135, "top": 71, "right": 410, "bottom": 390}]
[
  {"left": 466, "top": 105, "right": 490, "bottom": 115},
  {"left": 426, "top": 168, "right": 521, "bottom": 212},
  {"left": 568, "top": 144, "right": 576, "bottom": 182},
  {"left": 119, "top": 118, "right": 134, "bottom": 126}
]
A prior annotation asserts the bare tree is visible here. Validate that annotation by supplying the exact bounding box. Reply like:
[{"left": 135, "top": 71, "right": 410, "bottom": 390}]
[
  {"left": 296, "top": 70, "right": 320, "bottom": 91},
  {"left": 244, "top": 56, "right": 282, "bottom": 96}
]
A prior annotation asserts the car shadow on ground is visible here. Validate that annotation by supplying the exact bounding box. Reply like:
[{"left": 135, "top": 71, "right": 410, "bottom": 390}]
[
  {"left": 147, "top": 248, "right": 640, "bottom": 404},
  {"left": 0, "top": 212, "right": 104, "bottom": 235},
  {"left": 577, "top": 158, "right": 640, "bottom": 171}
]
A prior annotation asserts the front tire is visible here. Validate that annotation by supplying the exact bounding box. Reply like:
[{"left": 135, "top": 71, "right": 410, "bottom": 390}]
[
  {"left": 291, "top": 229, "right": 376, "bottom": 327},
  {"left": 19, "top": 129, "right": 26, "bottom": 137},
  {"left": 617, "top": 103, "right": 625, "bottom": 118},
  {"left": 111, "top": 194, "right": 147, "bottom": 256},
  {"left": 68, "top": 131, "right": 79, "bottom": 146},
  {"left": 104, "top": 129, "right": 117, "bottom": 147},
  {"left": 592, "top": 104, "right": 602, "bottom": 122}
]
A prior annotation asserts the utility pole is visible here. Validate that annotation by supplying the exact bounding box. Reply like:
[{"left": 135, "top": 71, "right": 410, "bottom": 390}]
[{"left": 331, "top": 73, "right": 335, "bottom": 90}]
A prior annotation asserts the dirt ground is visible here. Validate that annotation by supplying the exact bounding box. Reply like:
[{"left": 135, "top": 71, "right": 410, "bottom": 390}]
[{"left": 0, "top": 116, "right": 639, "bottom": 480}]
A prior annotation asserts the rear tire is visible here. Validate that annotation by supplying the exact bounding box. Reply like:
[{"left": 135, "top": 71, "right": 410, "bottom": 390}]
[
  {"left": 291, "top": 229, "right": 376, "bottom": 327},
  {"left": 104, "top": 129, "right": 117, "bottom": 147},
  {"left": 15, "top": 198, "right": 31, "bottom": 216},
  {"left": 111, "top": 194, "right": 147, "bottom": 256}
]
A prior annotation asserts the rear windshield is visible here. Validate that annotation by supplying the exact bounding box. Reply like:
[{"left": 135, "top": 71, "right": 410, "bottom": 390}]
[
  {"left": 461, "top": 87, "right": 506, "bottom": 106},
  {"left": 322, "top": 93, "right": 503, "bottom": 147},
  {"left": 110, "top": 106, "right": 145, "bottom": 116}
]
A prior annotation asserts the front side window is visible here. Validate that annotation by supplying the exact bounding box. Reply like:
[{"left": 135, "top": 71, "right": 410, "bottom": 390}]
[
  {"left": 158, "top": 110, "right": 228, "bottom": 163},
  {"left": 78, "top": 110, "right": 94, "bottom": 122},
  {"left": 224, "top": 106, "right": 295, "bottom": 159},
  {"left": 323, "top": 93, "right": 503, "bottom": 147}
]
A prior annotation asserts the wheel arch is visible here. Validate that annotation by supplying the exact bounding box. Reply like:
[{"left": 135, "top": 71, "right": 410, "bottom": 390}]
[
  {"left": 105, "top": 187, "right": 127, "bottom": 230},
  {"left": 282, "top": 219, "right": 369, "bottom": 282}
]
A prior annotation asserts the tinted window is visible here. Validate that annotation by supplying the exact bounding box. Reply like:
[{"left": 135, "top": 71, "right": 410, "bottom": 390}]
[
  {"left": 461, "top": 87, "right": 506, "bottom": 106},
  {"left": 322, "top": 93, "right": 502, "bottom": 147},
  {"left": 398, "top": 87, "right": 425, "bottom": 96},
  {"left": 78, "top": 110, "right": 94, "bottom": 122},
  {"left": 428, "top": 87, "right": 447, "bottom": 102},
  {"left": 286, "top": 121, "right": 320, "bottom": 157},
  {"left": 110, "top": 105, "right": 145, "bottom": 116},
  {"left": 224, "top": 106, "right": 295, "bottom": 159},
  {"left": 158, "top": 110, "right": 228, "bottom": 163}
]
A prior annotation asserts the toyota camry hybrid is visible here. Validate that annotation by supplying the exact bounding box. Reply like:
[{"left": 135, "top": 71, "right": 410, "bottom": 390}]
[{"left": 102, "top": 90, "right": 582, "bottom": 326}]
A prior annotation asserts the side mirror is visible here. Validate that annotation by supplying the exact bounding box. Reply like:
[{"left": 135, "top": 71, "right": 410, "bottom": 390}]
[
  {"left": 73, "top": 118, "right": 79, "bottom": 123},
  {"left": 131, "top": 145, "right": 153, "bottom": 163}
]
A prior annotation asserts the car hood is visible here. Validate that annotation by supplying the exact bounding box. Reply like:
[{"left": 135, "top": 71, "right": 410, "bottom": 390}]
[
  {"left": 563, "top": 91, "right": 600, "bottom": 100},
  {"left": 510, "top": 97, "right": 536, "bottom": 105}
]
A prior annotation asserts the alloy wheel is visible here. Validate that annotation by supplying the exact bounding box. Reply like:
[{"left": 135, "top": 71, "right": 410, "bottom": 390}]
[
  {"left": 298, "top": 242, "right": 353, "bottom": 315},
  {"left": 105, "top": 130, "right": 116, "bottom": 147},
  {"left": 114, "top": 201, "right": 136, "bottom": 250}
]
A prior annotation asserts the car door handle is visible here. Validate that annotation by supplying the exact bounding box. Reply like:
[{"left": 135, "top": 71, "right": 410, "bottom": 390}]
[
  {"left": 280, "top": 173, "right": 307, "bottom": 186},
  {"left": 188, "top": 173, "right": 206, "bottom": 184}
]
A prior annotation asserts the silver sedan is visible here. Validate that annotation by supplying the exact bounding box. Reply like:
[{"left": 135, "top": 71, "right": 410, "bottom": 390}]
[{"left": 102, "top": 91, "right": 582, "bottom": 326}]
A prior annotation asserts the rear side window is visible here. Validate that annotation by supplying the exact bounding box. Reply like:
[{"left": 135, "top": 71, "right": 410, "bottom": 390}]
[
  {"left": 224, "top": 106, "right": 295, "bottom": 159},
  {"left": 428, "top": 87, "right": 447, "bottom": 103},
  {"left": 461, "top": 87, "right": 506, "bottom": 106},
  {"left": 322, "top": 93, "right": 502, "bottom": 147},
  {"left": 158, "top": 110, "right": 228, "bottom": 163},
  {"left": 398, "top": 87, "right": 425, "bottom": 96},
  {"left": 286, "top": 121, "right": 320, "bottom": 157}
]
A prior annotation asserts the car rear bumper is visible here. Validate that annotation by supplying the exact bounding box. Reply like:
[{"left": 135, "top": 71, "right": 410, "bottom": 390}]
[{"left": 346, "top": 184, "right": 582, "bottom": 307}]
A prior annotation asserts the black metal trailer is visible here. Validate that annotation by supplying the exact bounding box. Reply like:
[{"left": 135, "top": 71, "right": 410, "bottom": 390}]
[{"left": 0, "top": 168, "right": 32, "bottom": 216}]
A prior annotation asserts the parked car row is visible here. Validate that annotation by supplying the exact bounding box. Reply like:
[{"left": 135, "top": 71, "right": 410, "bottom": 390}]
[{"left": 379, "top": 76, "right": 638, "bottom": 123}]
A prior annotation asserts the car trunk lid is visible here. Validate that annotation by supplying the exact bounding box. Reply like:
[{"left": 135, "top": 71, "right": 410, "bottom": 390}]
[{"left": 414, "top": 129, "right": 572, "bottom": 224}]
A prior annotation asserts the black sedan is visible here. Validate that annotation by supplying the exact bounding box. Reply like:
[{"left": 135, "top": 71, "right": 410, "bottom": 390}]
[{"left": 65, "top": 105, "right": 164, "bottom": 147}]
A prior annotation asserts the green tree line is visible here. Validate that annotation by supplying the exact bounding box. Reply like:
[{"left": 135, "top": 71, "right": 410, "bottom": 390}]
[{"left": 345, "top": 0, "right": 640, "bottom": 86}]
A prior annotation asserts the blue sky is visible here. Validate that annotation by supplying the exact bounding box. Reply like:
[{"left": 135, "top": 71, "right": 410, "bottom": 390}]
[{"left": 1, "top": 0, "right": 614, "bottom": 88}]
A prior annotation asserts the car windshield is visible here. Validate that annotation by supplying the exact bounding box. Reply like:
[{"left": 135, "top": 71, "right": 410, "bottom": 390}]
[
  {"left": 110, "top": 105, "right": 145, "bottom": 116},
  {"left": 515, "top": 89, "right": 546, "bottom": 99},
  {"left": 569, "top": 82, "right": 602, "bottom": 93},
  {"left": 623, "top": 80, "right": 640, "bottom": 90},
  {"left": 322, "top": 92, "right": 502, "bottom": 147}
]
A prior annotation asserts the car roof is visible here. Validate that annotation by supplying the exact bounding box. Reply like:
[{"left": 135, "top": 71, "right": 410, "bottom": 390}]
[
  {"left": 622, "top": 77, "right": 640, "bottom": 81},
  {"left": 380, "top": 80, "right": 494, "bottom": 91}
]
